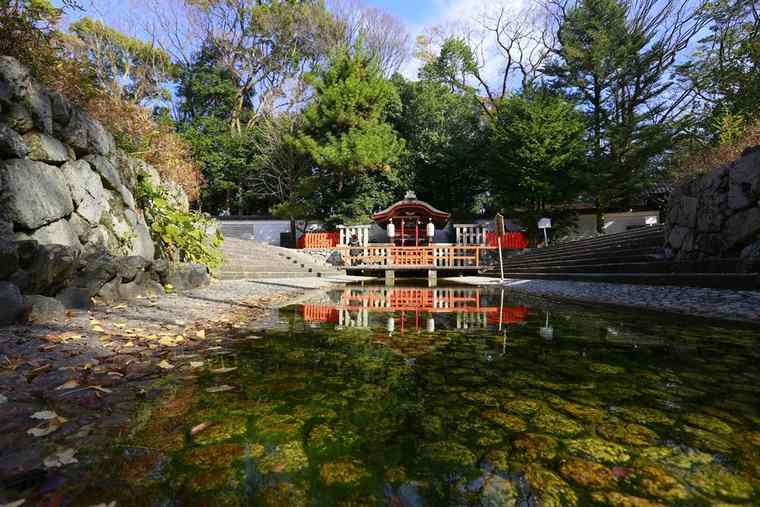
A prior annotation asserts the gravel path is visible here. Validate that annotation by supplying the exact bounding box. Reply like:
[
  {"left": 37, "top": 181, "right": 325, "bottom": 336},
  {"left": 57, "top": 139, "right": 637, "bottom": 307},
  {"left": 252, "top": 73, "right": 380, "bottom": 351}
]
[{"left": 448, "top": 276, "right": 760, "bottom": 323}]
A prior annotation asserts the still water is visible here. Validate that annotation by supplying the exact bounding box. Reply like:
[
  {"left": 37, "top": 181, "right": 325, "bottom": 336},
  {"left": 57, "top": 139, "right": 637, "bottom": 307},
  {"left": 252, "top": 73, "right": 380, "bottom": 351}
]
[{"left": 83, "top": 285, "right": 760, "bottom": 505}]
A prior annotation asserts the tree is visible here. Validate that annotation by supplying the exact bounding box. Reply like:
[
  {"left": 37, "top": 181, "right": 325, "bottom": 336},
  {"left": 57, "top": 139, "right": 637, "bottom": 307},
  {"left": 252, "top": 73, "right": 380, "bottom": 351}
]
[
  {"left": 66, "top": 17, "right": 176, "bottom": 103},
  {"left": 329, "top": 0, "right": 411, "bottom": 76},
  {"left": 489, "top": 89, "right": 587, "bottom": 241},
  {"left": 545, "top": 0, "right": 707, "bottom": 231},
  {"left": 294, "top": 44, "right": 405, "bottom": 224},
  {"left": 392, "top": 76, "right": 488, "bottom": 216}
]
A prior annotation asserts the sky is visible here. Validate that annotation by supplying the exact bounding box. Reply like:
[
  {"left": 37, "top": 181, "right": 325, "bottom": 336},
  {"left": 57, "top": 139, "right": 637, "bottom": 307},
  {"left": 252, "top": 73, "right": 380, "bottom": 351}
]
[{"left": 57, "top": 0, "right": 525, "bottom": 79}]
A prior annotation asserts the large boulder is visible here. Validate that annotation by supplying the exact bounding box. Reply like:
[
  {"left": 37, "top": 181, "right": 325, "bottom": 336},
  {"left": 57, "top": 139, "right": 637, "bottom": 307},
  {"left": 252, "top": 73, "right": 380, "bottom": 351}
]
[
  {"left": 0, "top": 282, "right": 26, "bottom": 325},
  {"left": 0, "top": 103, "right": 35, "bottom": 133},
  {"left": 19, "top": 244, "right": 79, "bottom": 296},
  {"left": 0, "top": 159, "right": 74, "bottom": 230},
  {"left": 114, "top": 255, "right": 149, "bottom": 282},
  {"left": 59, "top": 108, "right": 114, "bottom": 157},
  {"left": 16, "top": 218, "right": 83, "bottom": 250},
  {"left": 0, "top": 122, "right": 28, "bottom": 158},
  {"left": 124, "top": 209, "right": 155, "bottom": 260},
  {"left": 24, "top": 295, "right": 65, "bottom": 324},
  {"left": 22, "top": 131, "right": 69, "bottom": 164},
  {"left": 162, "top": 263, "right": 210, "bottom": 291},
  {"left": 60, "top": 160, "right": 108, "bottom": 225},
  {"left": 0, "top": 219, "right": 13, "bottom": 242},
  {"left": 0, "top": 56, "right": 52, "bottom": 134},
  {"left": 83, "top": 154, "right": 122, "bottom": 190},
  {"left": 56, "top": 287, "right": 90, "bottom": 310},
  {"left": 0, "top": 240, "right": 19, "bottom": 280},
  {"left": 72, "top": 252, "right": 118, "bottom": 296}
]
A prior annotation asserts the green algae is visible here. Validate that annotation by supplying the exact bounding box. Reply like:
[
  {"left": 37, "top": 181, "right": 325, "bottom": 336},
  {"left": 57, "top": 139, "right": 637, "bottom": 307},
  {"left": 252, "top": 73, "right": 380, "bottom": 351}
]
[
  {"left": 597, "top": 422, "right": 658, "bottom": 446},
  {"left": 566, "top": 438, "right": 630, "bottom": 464},
  {"left": 591, "top": 491, "right": 664, "bottom": 507},
  {"left": 258, "top": 440, "right": 309, "bottom": 474},
  {"left": 319, "top": 459, "right": 371, "bottom": 486},
  {"left": 513, "top": 433, "right": 559, "bottom": 462},
  {"left": 503, "top": 399, "right": 542, "bottom": 416},
  {"left": 481, "top": 410, "right": 528, "bottom": 432},
  {"left": 532, "top": 408, "right": 584, "bottom": 437},
  {"left": 559, "top": 458, "right": 616, "bottom": 487},
  {"left": 687, "top": 464, "right": 755, "bottom": 501},
  {"left": 632, "top": 466, "right": 689, "bottom": 501},
  {"left": 588, "top": 362, "right": 626, "bottom": 374},
  {"left": 422, "top": 441, "right": 478, "bottom": 467},
  {"left": 683, "top": 413, "right": 734, "bottom": 434},
  {"left": 524, "top": 464, "right": 578, "bottom": 507}
]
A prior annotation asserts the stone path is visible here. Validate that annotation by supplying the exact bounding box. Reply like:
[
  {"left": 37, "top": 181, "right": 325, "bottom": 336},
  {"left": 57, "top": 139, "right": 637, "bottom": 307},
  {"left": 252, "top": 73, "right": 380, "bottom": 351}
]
[{"left": 449, "top": 276, "right": 760, "bottom": 323}]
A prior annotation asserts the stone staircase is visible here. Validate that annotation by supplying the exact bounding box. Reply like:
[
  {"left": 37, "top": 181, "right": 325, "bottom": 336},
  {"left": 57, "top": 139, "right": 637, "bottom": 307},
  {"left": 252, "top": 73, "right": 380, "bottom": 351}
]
[
  {"left": 218, "top": 238, "right": 346, "bottom": 280},
  {"left": 484, "top": 226, "right": 760, "bottom": 290}
]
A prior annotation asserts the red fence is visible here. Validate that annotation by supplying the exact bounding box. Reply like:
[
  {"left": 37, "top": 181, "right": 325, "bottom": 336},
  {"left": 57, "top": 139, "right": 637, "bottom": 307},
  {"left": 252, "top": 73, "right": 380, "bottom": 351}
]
[
  {"left": 298, "top": 232, "right": 340, "bottom": 249},
  {"left": 485, "top": 232, "right": 528, "bottom": 249}
]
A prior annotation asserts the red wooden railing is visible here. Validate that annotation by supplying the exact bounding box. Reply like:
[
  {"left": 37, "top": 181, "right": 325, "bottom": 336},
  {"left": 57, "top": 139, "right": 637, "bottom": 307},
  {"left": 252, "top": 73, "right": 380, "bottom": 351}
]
[
  {"left": 485, "top": 232, "right": 528, "bottom": 249},
  {"left": 298, "top": 232, "right": 340, "bottom": 249}
]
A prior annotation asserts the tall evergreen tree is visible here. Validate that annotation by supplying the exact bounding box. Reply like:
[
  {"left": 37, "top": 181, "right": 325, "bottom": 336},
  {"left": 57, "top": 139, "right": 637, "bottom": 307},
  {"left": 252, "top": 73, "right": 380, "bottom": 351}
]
[{"left": 294, "top": 44, "right": 405, "bottom": 224}]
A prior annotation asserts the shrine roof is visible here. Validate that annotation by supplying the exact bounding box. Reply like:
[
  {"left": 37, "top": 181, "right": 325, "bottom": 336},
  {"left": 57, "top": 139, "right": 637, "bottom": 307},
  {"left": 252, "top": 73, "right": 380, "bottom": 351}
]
[{"left": 372, "top": 191, "right": 450, "bottom": 228}]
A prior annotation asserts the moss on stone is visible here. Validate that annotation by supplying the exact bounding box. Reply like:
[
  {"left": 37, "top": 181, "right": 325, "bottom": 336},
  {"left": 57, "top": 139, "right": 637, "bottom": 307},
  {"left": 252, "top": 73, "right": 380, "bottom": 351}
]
[
  {"left": 319, "top": 459, "right": 371, "bottom": 486},
  {"left": 565, "top": 438, "right": 630, "bottom": 464},
  {"left": 687, "top": 464, "right": 755, "bottom": 501},
  {"left": 559, "top": 458, "right": 616, "bottom": 488},
  {"left": 481, "top": 410, "right": 528, "bottom": 432}
]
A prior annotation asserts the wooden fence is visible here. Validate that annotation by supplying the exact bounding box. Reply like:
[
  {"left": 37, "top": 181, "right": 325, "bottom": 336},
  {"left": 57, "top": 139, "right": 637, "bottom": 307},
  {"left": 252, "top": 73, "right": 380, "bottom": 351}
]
[
  {"left": 485, "top": 231, "right": 528, "bottom": 249},
  {"left": 338, "top": 245, "right": 481, "bottom": 268},
  {"left": 298, "top": 232, "right": 340, "bottom": 249}
]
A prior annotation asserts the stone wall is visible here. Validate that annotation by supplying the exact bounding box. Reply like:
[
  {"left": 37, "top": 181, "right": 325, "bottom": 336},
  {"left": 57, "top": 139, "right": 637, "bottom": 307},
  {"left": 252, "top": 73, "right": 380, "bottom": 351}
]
[
  {"left": 0, "top": 56, "right": 206, "bottom": 325},
  {"left": 665, "top": 146, "right": 760, "bottom": 259}
]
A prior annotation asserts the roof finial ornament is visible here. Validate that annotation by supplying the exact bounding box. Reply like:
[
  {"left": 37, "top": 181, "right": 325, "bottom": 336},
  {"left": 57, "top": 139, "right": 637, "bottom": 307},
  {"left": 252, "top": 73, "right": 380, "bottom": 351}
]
[{"left": 404, "top": 190, "right": 417, "bottom": 200}]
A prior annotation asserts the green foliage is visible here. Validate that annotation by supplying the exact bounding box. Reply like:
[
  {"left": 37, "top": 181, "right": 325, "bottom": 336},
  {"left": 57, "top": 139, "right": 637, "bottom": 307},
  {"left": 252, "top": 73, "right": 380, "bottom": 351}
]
[
  {"left": 136, "top": 178, "right": 224, "bottom": 269},
  {"left": 294, "top": 44, "right": 405, "bottom": 224},
  {"left": 392, "top": 76, "right": 488, "bottom": 216},
  {"left": 489, "top": 89, "right": 587, "bottom": 240}
]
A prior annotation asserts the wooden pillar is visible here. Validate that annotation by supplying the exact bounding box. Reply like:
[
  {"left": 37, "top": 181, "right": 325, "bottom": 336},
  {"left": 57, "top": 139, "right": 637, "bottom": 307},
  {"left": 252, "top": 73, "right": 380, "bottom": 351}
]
[{"left": 385, "top": 270, "right": 395, "bottom": 286}]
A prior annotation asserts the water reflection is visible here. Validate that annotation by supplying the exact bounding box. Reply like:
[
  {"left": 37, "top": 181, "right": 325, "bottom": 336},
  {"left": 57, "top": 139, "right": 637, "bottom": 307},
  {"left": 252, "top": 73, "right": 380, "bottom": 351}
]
[
  {"left": 55, "top": 285, "right": 760, "bottom": 506},
  {"left": 299, "top": 287, "right": 530, "bottom": 333}
]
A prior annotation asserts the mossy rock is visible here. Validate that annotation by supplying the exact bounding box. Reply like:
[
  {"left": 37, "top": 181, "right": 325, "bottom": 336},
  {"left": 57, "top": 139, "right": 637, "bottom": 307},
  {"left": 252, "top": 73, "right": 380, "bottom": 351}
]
[
  {"left": 616, "top": 407, "right": 675, "bottom": 426},
  {"left": 559, "top": 458, "right": 616, "bottom": 488},
  {"left": 187, "top": 467, "right": 236, "bottom": 492},
  {"left": 183, "top": 442, "right": 245, "bottom": 469},
  {"left": 533, "top": 409, "right": 584, "bottom": 437},
  {"left": 588, "top": 362, "right": 626, "bottom": 375},
  {"left": 590, "top": 491, "right": 664, "bottom": 507},
  {"left": 306, "top": 422, "right": 359, "bottom": 456},
  {"left": 255, "top": 482, "right": 308, "bottom": 507},
  {"left": 513, "top": 434, "right": 558, "bottom": 462},
  {"left": 254, "top": 413, "right": 302, "bottom": 442},
  {"left": 483, "top": 448, "right": 511, "bottom": 473},
  {"left": 524, "top": 464, "right": 578, "bottom": 507},
  {"left": 503, "top": 399, "right": 542, "bottom": 416},
  {"left": 319, "top": 458, "right": 371, "bottom": 486},
  {"left": 686, "top": 464, "right": 755, "bottom": 501},
  {"left": 422, "top": 441, "right": 478, "bottom": 468},
  {"left": 683, "top": 426, "right": 735, "bottom": 454},
  {"left": 555, "top": 401, "right": 607, "bottom": 424},
  {"left": 421, "top": 415, "right": 444, "bottom": 436},
  {"left": 481, "top": 410, "right": 528, "bottom": 432},
  {"left": 481, "top": 473, "right": 520, "bottom": 507},
  {"left": 258, "top": 441, "right": 309, "bottom": 474},
  {"left": 633, "top": 466, "right": 688, "bottom": 501},
  {"left": 385, "top": 466, "right": 407, "bottom": 483},
  {"left": 683, "top": 413, "right": 733, "bottom": 434},
  {"left": 597, "top": 423, "right": 658, "bottom": 446},
  {"left": 460, "top": 391, "right": 499, "bottom": 407},
  {"left": 565, "top": 438, "right": 630, "bottom": 464},
  {"left": 658, "top": 447, "right": 713, "bottom": 470}
]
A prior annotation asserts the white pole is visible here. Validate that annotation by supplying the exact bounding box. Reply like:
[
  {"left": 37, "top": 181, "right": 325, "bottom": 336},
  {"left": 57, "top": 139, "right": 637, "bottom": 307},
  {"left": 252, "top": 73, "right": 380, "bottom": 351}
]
[
  {"left": 498, "top": 236, "right": 504, "bottom": 282},
  {"left": 543, "top": 227, "right": 549, "bottom": 247}
]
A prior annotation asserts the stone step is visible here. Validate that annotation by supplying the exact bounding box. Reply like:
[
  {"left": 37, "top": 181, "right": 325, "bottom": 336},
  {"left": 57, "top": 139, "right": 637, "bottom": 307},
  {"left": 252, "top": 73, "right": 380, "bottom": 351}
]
[
  {"left": 494, "top": 272, "right": 760, "bottom": 290},
  {"left": 500, "top": 248, "right": 664, "bottom": 269},
  {"left": 218, "top": 271, "right": 325, "bottom": 280},
  {"left": 486, "top": 258, "right": 760, "bottom": 275},
  {"left": 507, "top": 235, "right": 664, "bottom": 262}
]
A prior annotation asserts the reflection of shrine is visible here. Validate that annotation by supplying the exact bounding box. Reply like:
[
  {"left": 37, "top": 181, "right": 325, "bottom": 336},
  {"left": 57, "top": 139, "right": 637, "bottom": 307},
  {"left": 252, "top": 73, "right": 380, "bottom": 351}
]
[{"left": 299, "top": 287, "right": 528, "bottom": 332}]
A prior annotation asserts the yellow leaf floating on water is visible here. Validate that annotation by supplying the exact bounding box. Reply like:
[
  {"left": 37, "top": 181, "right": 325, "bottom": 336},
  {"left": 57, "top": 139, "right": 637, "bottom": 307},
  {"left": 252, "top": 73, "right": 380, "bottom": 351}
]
[
  {"left": 91, "top": 325, "right": 105, "bottom": 333},
  {"left": 159, "top": 337, "right": 176, "bottom": 347},
  {"left": 1, "top": 499, "right": 26, "bottom": 507},
  {"left": 55, "top": 380, "right": 80, "bottom": 390},
  {"left": 195, "top": 330, "right": 206, "bottom": 339},
  {"left": 158, "top": 360, "right": 174, "bottom": 370},
  {"left": 43, "top": 448, "right": 78, "bottom": 468},
  {"left": 190, "top": 361, "right": 204, "bottom": 369},
  {"left": 205, "top": 385, "right": 234, "bottom": 393},
  {"left": 31, "top": 410, "right": 58, "bottom": 420}
]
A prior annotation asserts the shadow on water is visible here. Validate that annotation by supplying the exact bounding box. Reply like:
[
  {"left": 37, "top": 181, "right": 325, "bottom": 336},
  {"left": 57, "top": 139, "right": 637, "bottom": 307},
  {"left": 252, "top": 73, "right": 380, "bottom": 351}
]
[{"left": 39, "top": 285, "right": 760, "bottom": 505}]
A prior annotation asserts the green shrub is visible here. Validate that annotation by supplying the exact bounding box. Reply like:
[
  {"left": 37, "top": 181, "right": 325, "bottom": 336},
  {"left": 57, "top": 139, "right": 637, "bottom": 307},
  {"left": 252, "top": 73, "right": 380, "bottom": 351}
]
[{"left": 136, "top": 178, "right": 223, "bottom": 269}]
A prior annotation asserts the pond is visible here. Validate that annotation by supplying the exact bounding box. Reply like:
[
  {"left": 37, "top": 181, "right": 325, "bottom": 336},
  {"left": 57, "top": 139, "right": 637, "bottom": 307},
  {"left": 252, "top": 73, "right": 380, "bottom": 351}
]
[{"left": 70, "top": 285, "right": 760, "bottom": 505}]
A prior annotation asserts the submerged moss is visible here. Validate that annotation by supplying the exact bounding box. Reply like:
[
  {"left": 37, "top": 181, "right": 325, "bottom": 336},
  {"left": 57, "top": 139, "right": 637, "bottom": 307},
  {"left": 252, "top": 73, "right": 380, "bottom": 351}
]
[
  {"left": 634, "top": 466, "right": 688, "bottom": 501},
  {"left": 533, "top": 409, "right": 584, "bottom": 437},
  {"left": 258, "top": 441, "right": 309, "bottom": 474},
  {"left": 588, "top": 362, "right": 626, "bottom": 375},
  {"left": 566, "top": 438, "right": 630, "bottom": 464},
  {"left": 590, "top": 491, "right": 664, "bottom": 507},
  {"left": 422, "top": 441, "right": 478, "bottom": 467},
  {"left": 597, "top": 422, "right": 658, "bottom": 446},
  {"left": 184, "top": 442, "right": 245, "bottom": 469},
  {"left": 319, "top": 459, "right": 370, "bottom": 486},
  {"left": 559, "top": 458, "right": 616, "bottom": 488},
  {"left": 503, "top": 399, "right": 542, "bottom": 416},
  {"left": 513, "top": 434, "right": 559, "bottom": 462},
  {"left": 481, "top": 410, "right": 528, "bottom": 432},
  {"left": 193, "top": 417, "right": 247, "bottom": 445},
  {"left": 525, "top": 464, "right": 578, "bottom": 507},
  {"left": 687, "top": 464, "right": 755, "bottom": 501},
  {"left": 684, "top": 413, "right": 733, "bottom": 434}
]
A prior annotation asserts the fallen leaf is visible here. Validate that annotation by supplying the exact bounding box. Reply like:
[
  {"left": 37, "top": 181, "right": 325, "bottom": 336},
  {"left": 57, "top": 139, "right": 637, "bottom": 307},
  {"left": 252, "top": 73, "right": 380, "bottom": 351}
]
[
  {"left": 0, "top": 499, "right": 26, "bottom": 507},
  {"left": 88, "top": 385, "right": 113, "bottom": 394},
  {"left": 210, "top": 367, "right": 237, "bottom": 374},
  {"left": 91, "top": 325, "right": 105, "bottom": 333},
  {"left": 157, "top": 360, "right": 174, "bottom": 370},
  {"left": 31, "top": 410, "right": 58, "bottom": 420},
  {"left": 113, "top": 323, "right": 126, "bottom": 329},
  {"left": 189, "top": 361, "right": 204, "bottom": 369},
  {"left": 43, "top": 448, "right": 78, "bottom": 468},
  {"left": 158, "top": 337, "right": 176, "bottom": 347},
  {"left": 205, "top": 385, "right": 235, "bottom": 393},
  {"left": 195, "top": 330, "right": 206, "bottom": 339},
  {"left": 55, "top": 380, "right": 80, "bottom": 390},
  {"left": 112, "top": 304, "right": 127, "bottom": 310},
  {"left": 27, "top": 421, "right": 62, "bottom": 437},
  {"left": 190, "top": 421, "right": 213, "bottom": 436}
]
